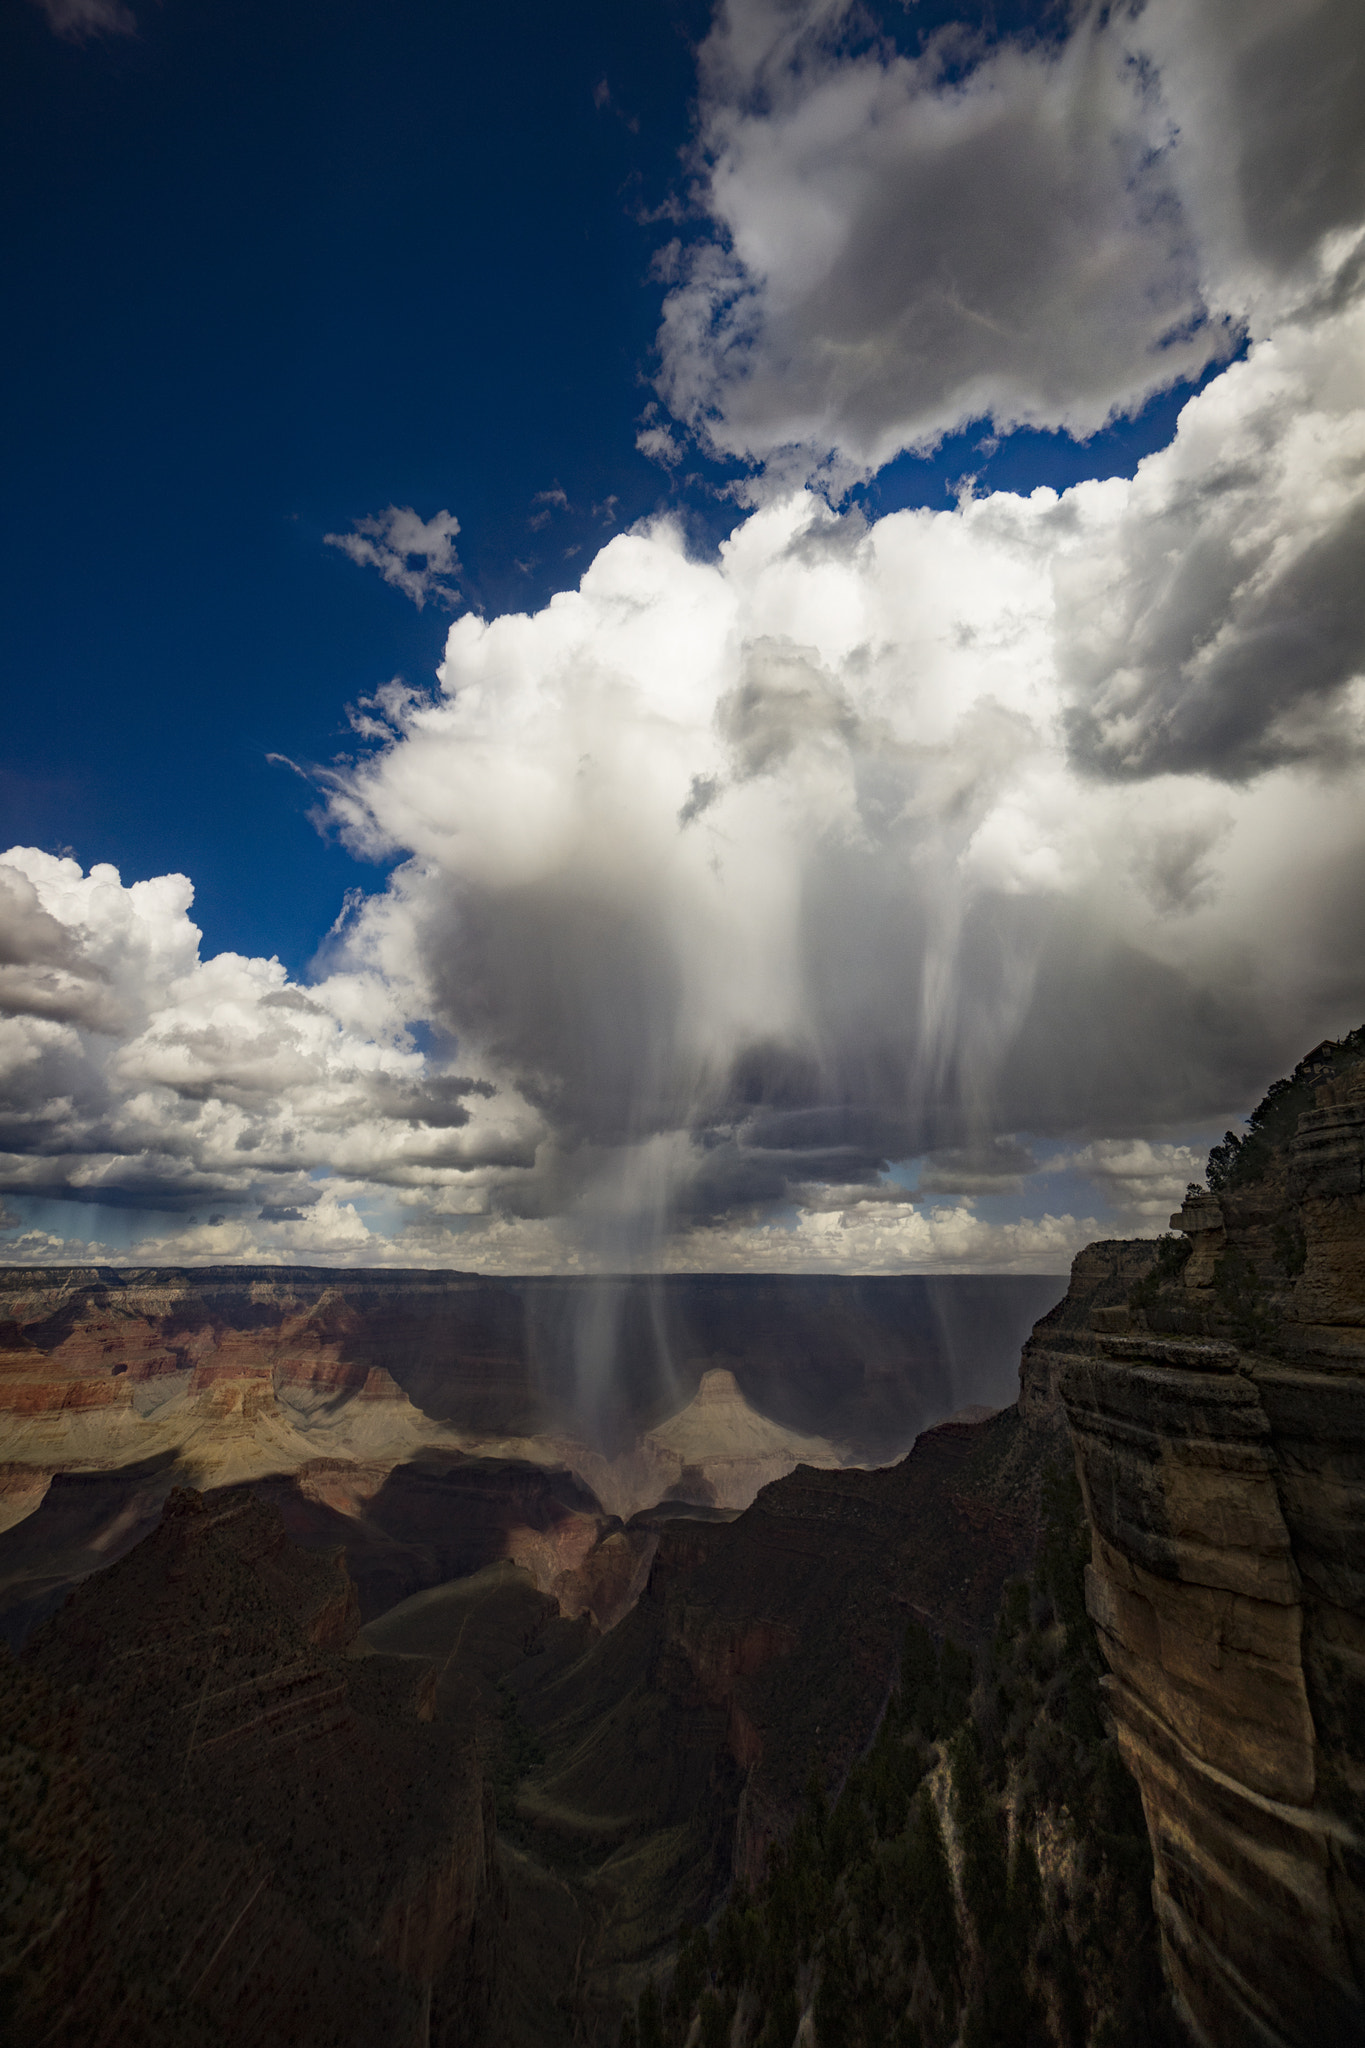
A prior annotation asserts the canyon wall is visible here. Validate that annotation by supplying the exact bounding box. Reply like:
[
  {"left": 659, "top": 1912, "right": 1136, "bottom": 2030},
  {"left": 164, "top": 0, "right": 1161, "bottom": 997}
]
[
  {"left": 0, "top": 1265, "right": 1062, "bottom": 1466},
  {"left": 1048, "top": 1043, "right": 1365, "bottom": 2046},
  {"left": 0, "top": 1265, "right": 1061, "bottom": 1641},
  {"left": 0, "top": 1340, "right": 1076, "bottom": 2043}
]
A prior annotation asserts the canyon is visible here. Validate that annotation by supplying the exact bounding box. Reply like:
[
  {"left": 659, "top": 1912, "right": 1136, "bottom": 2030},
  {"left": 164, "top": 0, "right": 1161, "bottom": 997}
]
[
  {"left": 0, "top": 1268, "right": 1070, "bottom": 2043},
  {"left": 0, "top": 1268, "right": 1058, "bottom": 1643},
  {"left": 3, "top": 1038, "right": 1364, "bottom": 2042}
]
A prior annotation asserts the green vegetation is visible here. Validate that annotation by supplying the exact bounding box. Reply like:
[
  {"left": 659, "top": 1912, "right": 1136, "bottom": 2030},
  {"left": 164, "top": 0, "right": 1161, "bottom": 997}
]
[
  {"left": 1271, "top": 1219, "right": 1307, "bottom": 1278},
  {"left": 1211, "top": 1243, "right": 1276, "bottom": 1351},
  {"left": 1205, "top": 1026, "right": 1365, "bottom": 1193},
  {"left": 646, "top": 1466, "right": 1175, "bottom": 2048}
]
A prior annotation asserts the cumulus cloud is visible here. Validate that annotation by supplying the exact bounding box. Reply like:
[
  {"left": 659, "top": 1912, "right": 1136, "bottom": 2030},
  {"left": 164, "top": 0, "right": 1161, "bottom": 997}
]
[
  {"left": 654, "top": 0, "right": 1364, "bottom": 484},
  {"left": 10, "top": 265, "right": 1365, "bottom": 1273},
  {"left": 1058, "top": 304, "right": 1365, "bottom": 778},
  {"left": 665, "top": 1202, "right": 1107, "bottom": 1276},
  {"left": 1042, "top": 1138, "right": 1205, "bottom": 1225},
  {"left": 11, "top": 0, "right": 1365, "bottom": 1278},
  {"left": 299, "top": 281, "right": 1365, "bottom": 1269},
  {"left": 324, "top": 506, "right": 462, "bottom": 609},
  {"left": 0, "top": 847, "right": 537, "bottom": 1260}
]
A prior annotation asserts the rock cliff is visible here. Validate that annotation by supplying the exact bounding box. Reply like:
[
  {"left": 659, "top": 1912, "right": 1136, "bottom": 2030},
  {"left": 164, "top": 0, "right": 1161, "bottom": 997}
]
[{"left": 1049, "top": 1033, "right": 1365, "bottom": 2046}]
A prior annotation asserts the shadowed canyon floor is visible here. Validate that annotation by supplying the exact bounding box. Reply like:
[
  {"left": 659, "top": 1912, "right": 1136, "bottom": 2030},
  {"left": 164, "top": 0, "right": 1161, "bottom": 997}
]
[{"left": 1, "top": 1393, "right": 1071, "bottom": 2045}]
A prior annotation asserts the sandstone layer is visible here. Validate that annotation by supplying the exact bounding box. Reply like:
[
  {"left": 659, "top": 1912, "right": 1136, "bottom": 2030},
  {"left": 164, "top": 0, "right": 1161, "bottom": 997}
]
[{"left": 1050, "top": 1038, "right": 1365, "bottom": 2047}]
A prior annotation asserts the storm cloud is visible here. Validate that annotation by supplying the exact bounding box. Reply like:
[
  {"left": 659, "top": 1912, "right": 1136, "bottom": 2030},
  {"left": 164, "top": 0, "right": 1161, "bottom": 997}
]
[
  {"left": 657, "top": 0, "right": 1364, "bottom": 484},
  {"left": 4, "top": 0, "right": 1364, "bottom": 1274}
]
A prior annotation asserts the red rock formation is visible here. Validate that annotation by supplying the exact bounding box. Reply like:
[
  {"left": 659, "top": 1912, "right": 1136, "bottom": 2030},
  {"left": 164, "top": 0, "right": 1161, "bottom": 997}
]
[
  {"left": 0, "top": 1265, "right": 1062, "bottom": 1483},
  {"left": 0, "top": 1267, "right": 1064, "bottom": 1647}
]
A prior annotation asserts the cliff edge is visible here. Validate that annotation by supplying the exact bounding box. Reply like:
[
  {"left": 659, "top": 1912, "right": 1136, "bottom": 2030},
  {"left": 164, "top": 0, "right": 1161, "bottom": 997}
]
[{"left": 1050, "top": 1033, "right": 1365, "bottom": 2047}]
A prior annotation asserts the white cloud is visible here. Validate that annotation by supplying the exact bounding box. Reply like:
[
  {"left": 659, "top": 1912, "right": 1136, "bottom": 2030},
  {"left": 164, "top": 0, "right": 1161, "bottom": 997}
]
[
  {"left": 9, "top": 1, "right": 1365, "bottom": 1275},
  {"left": 1043, "top": 1139, "right": 1205, "bottom": 1224},
  {"left": 654, "top": 0, "right": 1364, "bottom": 485},
  {"left": 324, "top": 505, "right": 462, "bottom": 609},
  {"left": 0, "top": 847, "right": 541, "bottom": 1262},
  {"left": 636, "top": 425, "right": 685, "bottom": 469},
  {"left": 661, "top": 1202, "right": 1104, "bottom": 1276},
  {"left": 9, "top": 275, "right": 1365, "bottom": 1270},
  {"left": 306, "top": 283, "right": 1365, "bottom": 1265}
]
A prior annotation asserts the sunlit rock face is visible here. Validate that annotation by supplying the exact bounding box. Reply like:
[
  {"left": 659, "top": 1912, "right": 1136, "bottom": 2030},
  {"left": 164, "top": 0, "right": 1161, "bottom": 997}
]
[
  {"left": 561, "top": 1367, "right": 843, "bottom": 1519},
  {"left": 1055, "top": 1040, "right": 1365, "bottom": 2048},
  {"left": 648, "top": 1364, "right": 840, "bottom": 1505}
]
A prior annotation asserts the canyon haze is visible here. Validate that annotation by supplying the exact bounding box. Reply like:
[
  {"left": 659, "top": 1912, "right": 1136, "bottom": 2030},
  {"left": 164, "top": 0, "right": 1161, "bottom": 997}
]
[{"left": 0, "top": 1269, "right": 1062, "bottom": 1646}]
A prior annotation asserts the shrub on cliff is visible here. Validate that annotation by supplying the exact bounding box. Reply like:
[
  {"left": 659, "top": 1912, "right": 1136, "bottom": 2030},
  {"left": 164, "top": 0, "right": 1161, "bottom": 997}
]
[{"left": 1206, "top": 1026, "right": 1365, "bottom": 1193}]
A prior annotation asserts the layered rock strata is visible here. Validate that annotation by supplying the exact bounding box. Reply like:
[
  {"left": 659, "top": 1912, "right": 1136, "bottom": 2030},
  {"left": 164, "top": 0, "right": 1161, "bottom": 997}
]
[
  {"left": 0, "top": 1270, "right": 1070, "bottom": 1641},
  {"left": 0, "top": 1265, "right": 1061, "bottom": 1498},
  {"left": 1052, "top": 1041, "right": 1365, "bottom": 2047}
]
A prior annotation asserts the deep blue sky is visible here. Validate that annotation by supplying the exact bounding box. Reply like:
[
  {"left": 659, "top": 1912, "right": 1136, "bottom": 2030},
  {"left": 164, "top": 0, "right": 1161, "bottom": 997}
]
[{"left": 3, "top": 0, "right": 1220, "bottom": 975}]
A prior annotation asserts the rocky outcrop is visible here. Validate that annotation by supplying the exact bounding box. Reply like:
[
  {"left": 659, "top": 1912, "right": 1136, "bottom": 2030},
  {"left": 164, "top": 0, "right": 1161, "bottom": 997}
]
[
  {"left": 1017, "top": 1239, "right": 1168, "bottom": 1424},
  {"left": 561, "top": 1366, "right": 845, "bottom": 1519},
  {"left": 1050, "top": 1036, "right": 1365, "bottom": 2047}
]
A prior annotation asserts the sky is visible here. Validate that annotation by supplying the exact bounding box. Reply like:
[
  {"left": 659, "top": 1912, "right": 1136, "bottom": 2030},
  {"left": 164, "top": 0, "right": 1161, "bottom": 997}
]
[{"left": 2, "top": 0, "right": 1364, "bottom": 1275}]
